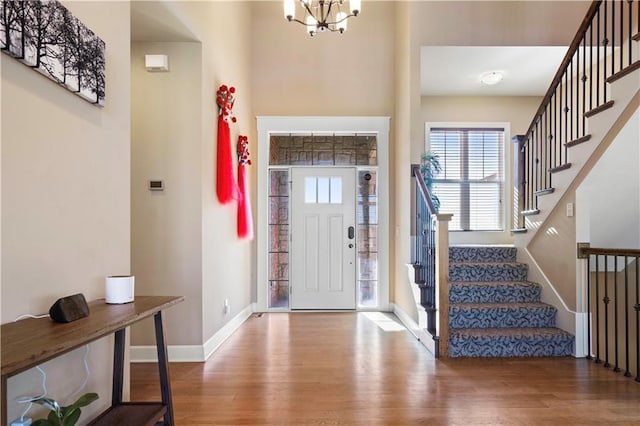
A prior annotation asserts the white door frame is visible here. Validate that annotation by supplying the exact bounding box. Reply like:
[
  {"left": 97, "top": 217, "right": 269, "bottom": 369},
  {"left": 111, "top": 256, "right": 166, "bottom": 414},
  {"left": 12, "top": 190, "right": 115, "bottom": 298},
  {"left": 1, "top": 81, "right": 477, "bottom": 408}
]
[{"left": 256, "top": 116, "right": 390, "bottom": 312}]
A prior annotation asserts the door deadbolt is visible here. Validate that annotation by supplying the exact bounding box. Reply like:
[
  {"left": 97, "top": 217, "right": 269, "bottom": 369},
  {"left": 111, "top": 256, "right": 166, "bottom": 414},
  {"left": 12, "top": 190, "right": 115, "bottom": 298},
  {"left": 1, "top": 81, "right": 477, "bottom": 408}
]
[{"left": 348, "top": 226, "right": 355, "bottom": 239}]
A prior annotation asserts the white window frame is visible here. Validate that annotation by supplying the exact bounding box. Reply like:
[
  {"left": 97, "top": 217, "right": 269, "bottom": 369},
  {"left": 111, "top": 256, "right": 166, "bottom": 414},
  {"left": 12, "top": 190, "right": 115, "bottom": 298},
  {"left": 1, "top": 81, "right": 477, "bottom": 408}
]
[
  {"left": 425, "top": 122, "right": 512, "bottom": 245},
  {"left": 257, "top": 117, "right": 390, "bottom": 312}
]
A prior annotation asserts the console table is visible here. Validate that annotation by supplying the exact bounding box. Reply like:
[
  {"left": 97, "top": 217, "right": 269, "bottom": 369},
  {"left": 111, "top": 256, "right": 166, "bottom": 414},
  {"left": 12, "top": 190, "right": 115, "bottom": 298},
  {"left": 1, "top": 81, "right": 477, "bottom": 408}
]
[{"left": 1, "top": 296, "right": 184, "bottom": 426}]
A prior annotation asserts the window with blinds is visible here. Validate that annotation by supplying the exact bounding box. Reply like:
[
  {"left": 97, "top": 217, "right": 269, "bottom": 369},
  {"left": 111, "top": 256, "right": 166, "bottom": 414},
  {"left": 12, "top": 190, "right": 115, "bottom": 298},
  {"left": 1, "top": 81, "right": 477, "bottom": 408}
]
[{"left": 428, "top": 127, "right": 505, "bottom": 231}]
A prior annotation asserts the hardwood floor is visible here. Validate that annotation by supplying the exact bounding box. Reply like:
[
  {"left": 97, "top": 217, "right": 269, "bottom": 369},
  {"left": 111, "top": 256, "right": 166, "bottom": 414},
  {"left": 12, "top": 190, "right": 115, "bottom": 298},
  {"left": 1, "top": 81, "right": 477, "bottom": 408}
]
[{"left": 131, "top": 312, "right": 640, "bottom": 425}]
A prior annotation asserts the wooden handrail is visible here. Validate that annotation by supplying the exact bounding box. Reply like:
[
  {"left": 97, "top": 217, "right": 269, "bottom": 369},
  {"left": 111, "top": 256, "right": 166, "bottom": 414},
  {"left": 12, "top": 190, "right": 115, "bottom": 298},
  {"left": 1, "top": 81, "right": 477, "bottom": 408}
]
[
  {"left": 411, "top": 164, "right": 437, "bottom": 215},
  {"left": 578, "top": 245, "right": 640, "bottom": 258},
  {"left": 523, "top": 0, "right": 602, "bottom": 146}
]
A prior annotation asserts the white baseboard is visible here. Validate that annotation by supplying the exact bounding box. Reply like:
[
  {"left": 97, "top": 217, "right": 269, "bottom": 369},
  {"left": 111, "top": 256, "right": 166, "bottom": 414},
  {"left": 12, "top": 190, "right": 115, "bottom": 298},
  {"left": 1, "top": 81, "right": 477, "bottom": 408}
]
[
  {"left": 391, "top": 303, "right": 436, "bottom": 358},
  {"left": 202, "top": 303, "right": 256, "bottom": 360},
  {"left": 131, "top": 303, "right": 256, "bottom": 363}
]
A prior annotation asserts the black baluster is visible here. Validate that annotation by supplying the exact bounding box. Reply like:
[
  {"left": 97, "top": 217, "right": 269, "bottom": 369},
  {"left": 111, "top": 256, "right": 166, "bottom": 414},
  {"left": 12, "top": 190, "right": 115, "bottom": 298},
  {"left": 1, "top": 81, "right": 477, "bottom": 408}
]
[
  {"left": 590, "top": 18, "right": 594, "bottom": 111},
  {"left": 587, "top": 256, "right": 593, "bottom": 360},
  {"left": 576, "top": 43, "right": 581, "bottom": 139},
  {"left": 628, "top": 0, "right": 633, "bottom": 66},
  {"left": 570, "top": 58, "right": 575, "bottom": 143},
  {"left": 597, "top": 7, "right": 601, "bottom": 106},
  {"left": 595, "top": 255, "right": 602, "bottom": 364},
  {"left": 624, "top": 256, "right": 631, "bottom": 377},
  {"left": 537, "top": 121, "right": 541, "bottom": 196},
  {"left": 582, "top": 33, "right": 587, "bottom": 137},
  {"left": 614, "top": 255, "right": 620, "bottom": 372},
  {"left": 604, "top": 0, "right": 609, "bottom": 102},
  {"left": 545, "top": 106, "right": 549, "bottom": 188},
  {"left": 564, "top": 71, "right": 569, "bottom": 160},
  {"left": 604, "top": 255, "right": 611, "bottom": 369},
  {"left": 612, "top": 0, "right": 616, "bottom": 75},
  {"left": 635, "top": 254, "right": 640, "bottom": 382}
]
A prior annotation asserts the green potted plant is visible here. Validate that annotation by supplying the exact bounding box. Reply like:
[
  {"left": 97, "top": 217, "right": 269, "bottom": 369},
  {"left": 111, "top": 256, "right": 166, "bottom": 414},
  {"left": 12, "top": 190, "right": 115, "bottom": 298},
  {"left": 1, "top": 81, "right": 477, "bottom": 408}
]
[
  {"left": 420, "top": 151, "right": 442, "bottom": 212},
  {"left": 31, "top": 393, "right": 98, "bottom": 426}
]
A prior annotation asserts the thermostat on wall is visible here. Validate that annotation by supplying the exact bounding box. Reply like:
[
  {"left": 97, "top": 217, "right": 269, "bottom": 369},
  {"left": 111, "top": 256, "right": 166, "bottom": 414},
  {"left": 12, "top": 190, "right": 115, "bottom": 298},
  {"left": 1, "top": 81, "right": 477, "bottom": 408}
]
[{"left": 149, "top": 180, "right": 164, "bottom": 191}]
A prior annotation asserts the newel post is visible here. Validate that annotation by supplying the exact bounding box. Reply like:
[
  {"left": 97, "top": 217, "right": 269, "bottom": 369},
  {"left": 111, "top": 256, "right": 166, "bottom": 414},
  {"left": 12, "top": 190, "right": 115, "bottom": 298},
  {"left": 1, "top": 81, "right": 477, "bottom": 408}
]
[
  {"left": 434, "top": 213, "right": 453, "bottom": 358},
  {"left": 512, "top": 135, "right": 526, "bottom": 230}
]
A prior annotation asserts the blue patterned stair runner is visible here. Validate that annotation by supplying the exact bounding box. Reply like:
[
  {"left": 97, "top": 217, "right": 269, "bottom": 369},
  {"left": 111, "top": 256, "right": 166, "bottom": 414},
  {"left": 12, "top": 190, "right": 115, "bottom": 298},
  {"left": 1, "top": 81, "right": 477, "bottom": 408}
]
[{"left": 448, "top": 245, "right": 574, "bottom": 358}]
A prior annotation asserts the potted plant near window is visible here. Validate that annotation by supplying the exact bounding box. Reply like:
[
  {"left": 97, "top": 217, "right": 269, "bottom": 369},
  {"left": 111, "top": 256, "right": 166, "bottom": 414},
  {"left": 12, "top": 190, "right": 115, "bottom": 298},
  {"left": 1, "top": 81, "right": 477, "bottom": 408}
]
[
  {"left": 32, "top": 393, "right": 98, "bottom": 426},
  {"left": 420, "top": 151, "right": 442, "bottom": 212}
]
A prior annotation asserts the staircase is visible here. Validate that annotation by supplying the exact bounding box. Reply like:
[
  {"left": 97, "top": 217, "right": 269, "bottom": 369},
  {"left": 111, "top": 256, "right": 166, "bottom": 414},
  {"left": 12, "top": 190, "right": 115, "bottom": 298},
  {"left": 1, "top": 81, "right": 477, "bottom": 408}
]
[{"left": 448, "top": 245, "right": 574, "bottom": 358}]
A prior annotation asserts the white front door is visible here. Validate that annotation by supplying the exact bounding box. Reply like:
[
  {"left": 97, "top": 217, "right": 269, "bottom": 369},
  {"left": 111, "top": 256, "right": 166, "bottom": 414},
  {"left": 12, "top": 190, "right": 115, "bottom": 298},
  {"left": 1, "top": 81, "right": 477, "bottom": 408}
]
[{"left": 290, "top": 168, "right": 356, "bottom": 309}]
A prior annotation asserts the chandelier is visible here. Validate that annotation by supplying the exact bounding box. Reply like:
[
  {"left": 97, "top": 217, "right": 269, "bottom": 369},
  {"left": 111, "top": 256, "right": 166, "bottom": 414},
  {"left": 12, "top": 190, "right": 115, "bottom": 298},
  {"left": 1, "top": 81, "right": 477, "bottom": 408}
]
[{"left": 284, "top": 0, "right": 361, "bottom": 36}]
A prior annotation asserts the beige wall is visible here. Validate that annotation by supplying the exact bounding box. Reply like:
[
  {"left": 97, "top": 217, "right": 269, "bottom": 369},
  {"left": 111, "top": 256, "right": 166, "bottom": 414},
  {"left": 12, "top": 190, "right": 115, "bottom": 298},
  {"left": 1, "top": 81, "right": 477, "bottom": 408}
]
[
  {"left": 250, "top": 1, "right": 395, "bottom": 117},
  {"left": 159, "top": 1, "right": 254, "bottom": 342},
  {"left": 393, "top": 2, "right": 417, "bottom": 319},
  {"left": 1, "top": 1, "right": 130, "bottom": 421},
  {"left": 131, "top": 42, "right": 203, "bottom": 346}
]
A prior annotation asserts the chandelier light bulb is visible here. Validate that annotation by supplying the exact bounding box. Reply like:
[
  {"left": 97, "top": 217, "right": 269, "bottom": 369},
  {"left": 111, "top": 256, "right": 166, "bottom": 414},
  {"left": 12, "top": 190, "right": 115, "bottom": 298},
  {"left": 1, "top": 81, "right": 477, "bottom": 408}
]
[
  {"left": 284, "top": 0, "right": 295, "bottom": 20},
  {"left": 306, "top": 15, "right": 317, "bottom": 36},
  {"left": 336, "top": 12, "right": 347, "bottom": 32},
  {"left": 350, "top": 0, "right": 361, "bottom": 15}
]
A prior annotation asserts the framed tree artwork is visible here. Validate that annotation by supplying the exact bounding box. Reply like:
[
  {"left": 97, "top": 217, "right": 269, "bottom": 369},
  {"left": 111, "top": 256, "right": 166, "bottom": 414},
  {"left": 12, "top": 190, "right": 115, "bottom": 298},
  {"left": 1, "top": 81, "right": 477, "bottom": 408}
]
[{"left": 0, "top": 0, "right": 106, "bottom": 106}]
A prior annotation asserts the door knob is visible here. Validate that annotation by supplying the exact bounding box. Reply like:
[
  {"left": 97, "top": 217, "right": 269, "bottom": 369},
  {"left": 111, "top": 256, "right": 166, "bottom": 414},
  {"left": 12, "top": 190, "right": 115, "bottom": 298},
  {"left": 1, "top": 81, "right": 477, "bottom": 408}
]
[{"left": 349, "top": 243, "right": 354, "bottom": 248}]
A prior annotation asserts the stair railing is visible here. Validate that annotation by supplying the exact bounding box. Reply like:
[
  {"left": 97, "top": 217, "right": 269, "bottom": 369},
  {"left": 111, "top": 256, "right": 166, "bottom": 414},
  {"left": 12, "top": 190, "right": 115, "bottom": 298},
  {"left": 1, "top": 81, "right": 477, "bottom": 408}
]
[
  {"left": 411, "top": 164, "right": 452, "bottom": 358},
  {"left": 514, "top": 0, "right": 640, "bottom": 231},
  {"left": 578, "top": 243, "right": 640, "bottom": 381}
]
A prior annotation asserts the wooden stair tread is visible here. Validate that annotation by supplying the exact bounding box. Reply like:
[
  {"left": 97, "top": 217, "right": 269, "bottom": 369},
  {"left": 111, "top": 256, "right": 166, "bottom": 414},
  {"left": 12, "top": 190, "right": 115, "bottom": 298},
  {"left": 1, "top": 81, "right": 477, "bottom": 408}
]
[
  {"left": 535, "top": 188, "right": 555, "bottom": 196},
  {"left": 585, "top": 100, "right": 615, "bottom": 118},
  {"left": 549, "top": 163, "right": 571, "bottom": 173},
  {"left": 607, "top": 60, "right": 640, "bottom": 84},
  {"left": 566, "top": 134, "right": 592, "bottom": 147}
]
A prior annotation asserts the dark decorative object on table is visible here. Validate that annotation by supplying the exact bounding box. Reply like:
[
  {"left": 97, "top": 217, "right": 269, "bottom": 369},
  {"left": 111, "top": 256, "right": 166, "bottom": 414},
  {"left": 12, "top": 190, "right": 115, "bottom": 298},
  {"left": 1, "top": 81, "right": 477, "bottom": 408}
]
[{"left": 49, "top": 294, "right": 89, "bottom": 323}]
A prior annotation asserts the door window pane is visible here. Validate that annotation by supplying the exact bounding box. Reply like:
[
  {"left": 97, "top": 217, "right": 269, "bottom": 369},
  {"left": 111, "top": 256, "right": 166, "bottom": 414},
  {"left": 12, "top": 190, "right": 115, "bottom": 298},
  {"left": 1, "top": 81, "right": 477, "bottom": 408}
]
[
  {"left": 330, "top": 177, "right": 342, "bottom": 204},
  {"left": 269, "top": 170, "right": 290, "bottom": 308},
  {"left": 304, "top": 177, "right": 317, "bottom": 203},
  {"left": 269, "top": 134, "right": 377, "bottom": 166},
  {"left": 357, "top": 170, "right": 378, "bottom": 308}
]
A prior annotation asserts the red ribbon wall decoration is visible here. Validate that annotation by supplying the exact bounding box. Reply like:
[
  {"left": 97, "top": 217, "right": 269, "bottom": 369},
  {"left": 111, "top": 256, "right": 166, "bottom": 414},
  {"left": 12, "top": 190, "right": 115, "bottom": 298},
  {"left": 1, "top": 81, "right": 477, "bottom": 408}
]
[
  {"left": 215, "top": 85, "right": 239, "bottom": 204},
  {"left": 237, "top": 135, "right": 253, "bottom": 240}
]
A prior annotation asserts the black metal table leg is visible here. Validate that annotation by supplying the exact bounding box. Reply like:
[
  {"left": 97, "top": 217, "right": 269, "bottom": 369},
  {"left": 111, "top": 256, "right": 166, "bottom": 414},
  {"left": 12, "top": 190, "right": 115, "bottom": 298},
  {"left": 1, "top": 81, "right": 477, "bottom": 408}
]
[
  {"left": 112, "top": 328, "right": 126, "bottom": 407},
  {"left": 154, "top": 311, "right": 174, "bottom": 426}
]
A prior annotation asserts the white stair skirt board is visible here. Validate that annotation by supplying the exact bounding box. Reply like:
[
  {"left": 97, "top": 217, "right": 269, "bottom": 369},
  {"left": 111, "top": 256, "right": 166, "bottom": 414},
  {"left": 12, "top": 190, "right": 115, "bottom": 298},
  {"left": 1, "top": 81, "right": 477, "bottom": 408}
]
[
  {"left": 574, "top": 312, "right": 590, "bottom": 358},
  {"left": 391, "top": 303, "right": 437, "bottom": 358},
  {"left": 130, "top": 303, "right": 256, "bottom": 363}
]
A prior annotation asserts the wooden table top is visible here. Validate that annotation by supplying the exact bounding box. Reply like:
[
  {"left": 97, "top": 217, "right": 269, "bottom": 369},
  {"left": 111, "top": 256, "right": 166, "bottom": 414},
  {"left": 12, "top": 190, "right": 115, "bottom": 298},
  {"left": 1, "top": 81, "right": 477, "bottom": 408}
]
[{"left": 1, "top": 296, "right": 184, "bottom": 378}]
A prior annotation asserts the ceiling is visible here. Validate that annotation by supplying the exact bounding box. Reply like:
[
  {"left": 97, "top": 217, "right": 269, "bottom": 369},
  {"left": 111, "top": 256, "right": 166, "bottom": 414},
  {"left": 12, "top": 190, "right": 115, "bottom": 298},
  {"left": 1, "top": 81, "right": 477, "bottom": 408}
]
[{"left": 421, "top": 46, "right": 569, "bottom": 97}]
